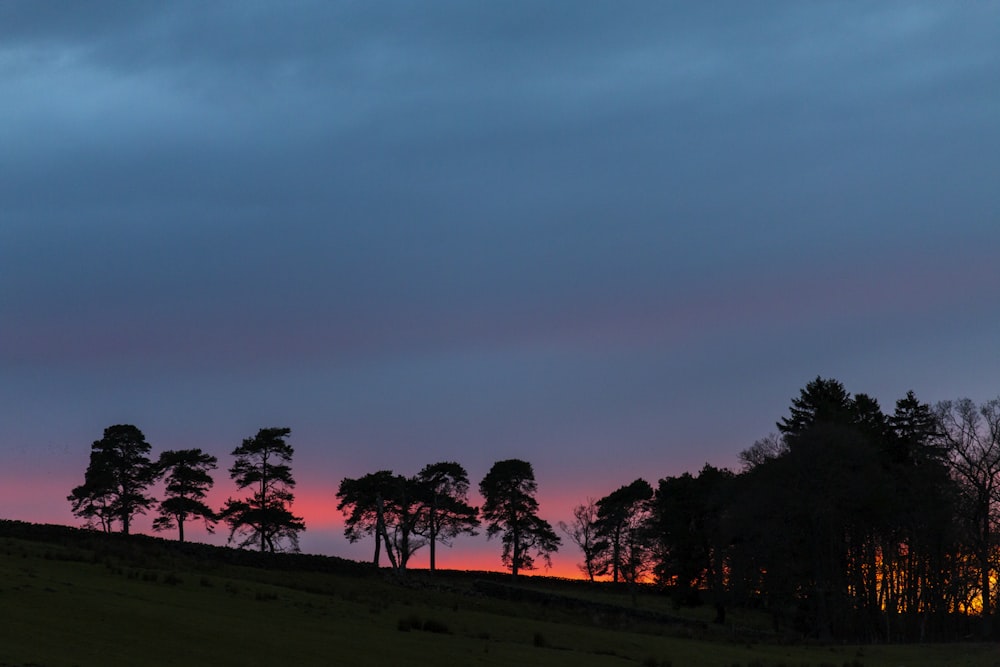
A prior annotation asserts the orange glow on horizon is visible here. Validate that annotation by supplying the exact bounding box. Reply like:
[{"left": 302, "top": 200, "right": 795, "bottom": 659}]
[{"left": 1, "top": 470, "right": 606, "bottom": 581}]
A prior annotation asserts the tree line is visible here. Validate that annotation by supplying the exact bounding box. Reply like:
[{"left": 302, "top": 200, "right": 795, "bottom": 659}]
[
  {"left": 68, "top": 425, "right": 305, "bottom": 553},
  {"left": 66, "top": 377, "right": 1000, "bottom": 642},
  {"left": 67, "top": 425, "right": 564, "bottom": 578},
  {"left": 553, "top": 378, "right": 1000, "bottom": 643},
  {"left": 332, "top": 378, "right": 1000, "bottom": 642}
]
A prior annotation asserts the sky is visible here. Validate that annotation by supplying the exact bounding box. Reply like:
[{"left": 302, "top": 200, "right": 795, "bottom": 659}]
[{"left": 2, "top": 1, "right": 999, "bottom": 577}]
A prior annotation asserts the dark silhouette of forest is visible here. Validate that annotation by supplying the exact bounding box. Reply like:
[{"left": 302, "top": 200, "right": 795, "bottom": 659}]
[{"left": 63, "top": 377, "right": 1000, "bottom": 643}]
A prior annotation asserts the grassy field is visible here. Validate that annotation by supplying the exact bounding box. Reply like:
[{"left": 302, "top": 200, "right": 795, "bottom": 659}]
[{"left": 0, "top": 522, "right": 997, "bottom": 667}]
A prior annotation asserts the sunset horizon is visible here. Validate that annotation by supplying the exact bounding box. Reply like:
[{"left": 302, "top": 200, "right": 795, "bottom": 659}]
[{"left": 3, "top": 3, "right": 1000, "bottom": 654}]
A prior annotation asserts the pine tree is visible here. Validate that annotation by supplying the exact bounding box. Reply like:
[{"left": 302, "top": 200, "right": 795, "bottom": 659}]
[{"left": 219, "top": 427, "right": 305, "bottom": 552}]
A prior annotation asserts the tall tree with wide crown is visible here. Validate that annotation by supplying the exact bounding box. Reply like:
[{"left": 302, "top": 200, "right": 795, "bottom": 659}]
[
  {"left": 412, "top": 461, "right": 480, "bottom": 572},
  {"left": 219, "top": 427, "right": 305, "bottom": 553},
  {"left": 479, "top": 459, "right": 560, "bottom": 579},
  {"left": 153, "top": 448, "right": 218, "bottom": 542},
  {"left": 68, "top": 424, "right": 158, "bottom": 534}
]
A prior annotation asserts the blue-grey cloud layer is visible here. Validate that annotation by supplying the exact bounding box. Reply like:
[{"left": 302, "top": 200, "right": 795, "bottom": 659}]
[{"left": 2, "top": 2, "right": 999, "bottom": 542}]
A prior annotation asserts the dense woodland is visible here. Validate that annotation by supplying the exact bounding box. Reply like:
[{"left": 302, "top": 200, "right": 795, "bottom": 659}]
[{"left": 63, "top": 377, "right": 1000, "bottom": 643}]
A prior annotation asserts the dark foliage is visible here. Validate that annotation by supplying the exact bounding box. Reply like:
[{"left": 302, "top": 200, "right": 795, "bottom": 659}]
[
  {"left": 67, "top": 424, "right": 158, "bottom": 535},
  {"left": 219, "top": 427, "right": 305, "bottom": 553},
  {"left": 479, "top": 459, "right": 561, "bottom": 578},
  {"left": 153, "top": 448, "right": 218, "bottom": 542}
]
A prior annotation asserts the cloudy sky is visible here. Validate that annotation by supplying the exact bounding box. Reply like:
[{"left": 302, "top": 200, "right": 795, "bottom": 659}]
[{"left": 2, "top": 2, "right": 999, "bottom": 575}]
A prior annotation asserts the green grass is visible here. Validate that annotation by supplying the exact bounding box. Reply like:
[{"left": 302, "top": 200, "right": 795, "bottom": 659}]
[{"left": 0, "top": 523, "right": 997, "bottom": 667}]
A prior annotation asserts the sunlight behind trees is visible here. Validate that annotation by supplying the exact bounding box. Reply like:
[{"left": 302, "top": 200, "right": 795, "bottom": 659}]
[{"left": 61, "top": 379, "right": 1000, "bottom": 642}]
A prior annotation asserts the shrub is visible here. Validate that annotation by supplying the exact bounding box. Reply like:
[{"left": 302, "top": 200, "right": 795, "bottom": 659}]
[
  {"left": 397, "top": 614, "right": 422, "bottom": 631},
  {"left": 642, "top": 659, "right": 672, "bottom": 667},
  {"left": 422, "top": 618, "right": 450, "bottom": 634}
]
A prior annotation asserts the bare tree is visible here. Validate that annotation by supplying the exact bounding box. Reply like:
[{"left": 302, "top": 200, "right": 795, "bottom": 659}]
[
  {"left": 559, "top": 498, "right": 608, "bottom": 581},
  {"left": 738, "top": 432, "right": 787, "bottom": 471},
  {"left": 936, "top": 398, "right": 1000, "bottom": 637}
]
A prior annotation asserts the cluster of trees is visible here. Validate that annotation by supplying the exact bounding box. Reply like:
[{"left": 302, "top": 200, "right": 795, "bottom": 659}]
[
  {"left": 67, "top": 378, "right": 1000, "bottom": 643},
  {"left": 68, "top": 426, "right": 565, "bottom": 578},
  {"left": 557, "top": 378, "right": 1000, "bottom": 642},
  {"left": 336, "top": 458, "right": 561, "bottom": 578},
  {"left": 68, "top": 425, "right": 305, "bottom": 553}
]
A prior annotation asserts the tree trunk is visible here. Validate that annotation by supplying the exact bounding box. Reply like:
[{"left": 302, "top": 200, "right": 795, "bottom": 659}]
[
  {"left": 261, "top": 452, "right": 268, "bottom": 553},
  {"left": 511, "top": 523, "right": 520, "bottom": 580},
  {"left": 178, "top": 518, "right": 185, "bottom": 543},
  {"left": 981, "top": 521, "right": 992, "bottom": 638},
  {"left": 377, "top": 493, "right": 400, "bottom": 573},
  {"left": 399, "top": 526, "right": 410, "bottom": 571},
  {"left": 612, "top": 525, "right": 621, "bottom": 583},
  {"left": 429, "top": 502, "right": 438, "bottom": 573}
]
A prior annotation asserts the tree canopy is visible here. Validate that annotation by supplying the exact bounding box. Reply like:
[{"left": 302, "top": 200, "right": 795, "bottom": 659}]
[
  {"left": 67, "top": 424, "right": 158, "bottom": 535},
  {"left": 153, "top": 448, "right": 218, "bottom": 542},
  {"left": 479, "top": 459, "right": 560, "bottom": 578},
  {"left": 336, "top": 470, "right": 424, "bottom": 572},
  {"left": 337, "top": 462, "right": 480, "bottom": 574},
  {"left": 594, "top": 478, "right": 653, "bottom": 584},
  {"left": 57, "top": 378, "right": 1000, "bottom": 643},
  {"left": 219, "top": 427, "right": 305, "bottom": 553},
  {"left": 412, "top": 461, "right": 480, "bottom": 572}
]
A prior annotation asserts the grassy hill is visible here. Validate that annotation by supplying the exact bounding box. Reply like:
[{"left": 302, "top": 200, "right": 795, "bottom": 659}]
[{"left": 0, "top": 520, "right": 995, "bottom": 667}]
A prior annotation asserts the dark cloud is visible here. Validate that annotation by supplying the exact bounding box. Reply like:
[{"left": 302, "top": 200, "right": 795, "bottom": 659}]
[{"left": 2, "top": 2, "right": 999, "bottom": 562}]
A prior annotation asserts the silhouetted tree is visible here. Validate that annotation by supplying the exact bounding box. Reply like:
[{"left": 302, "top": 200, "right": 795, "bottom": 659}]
[
  {"left": 67, "top": 459, "right": 117, "bottom": 533},
  {"left": 737, "top": 432, "right": 787, "bottom": 471},
  {"left": 664, "top": 381, "right": 975, "bottom": 642},
  {"left": 936, "top": 397, "right": 1000, "bottom": 638},
  {"left": 153, "top": 448, "right": 218, "bottom": 542},
  {"left": 652, "top": 465, "right": 734, "bottom": 607},
  {"left": 736, "top": 379, "right": 902, "bottom": 640},
  {"left": 479, "top": 459, "right": 561, "bottom": 579},
  {"left": 776, "top": 376, "right": 853, "bottom": 445},
  {"left": 382, "top": 474, "right": 425, "bottom": 572},
  {"left": 884, "top": 391, "right": 960, "bottom": 641},
  {"left": 219, "top": 427, "right": 305, "bottom": 553},
  {"left": 889, "top": 390, "right": 944, "bottom": 466},
  {"left": 337, "top": 471, "right": 426, "bottom": 572},
  {"left": 338, "top": 471, "right": 396, "bottom": 568},
  {"left": 559, "top": 498, "right": 609, "bottom": 581},
  {"left": 412, "top": 462, "right": 480, "bottom": 572},
  {"left": 67, "top": 424, "right": 158, "bottom": 535},
  {"left": 595, "top": 479, "right": 653, "bottom": 583}
]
